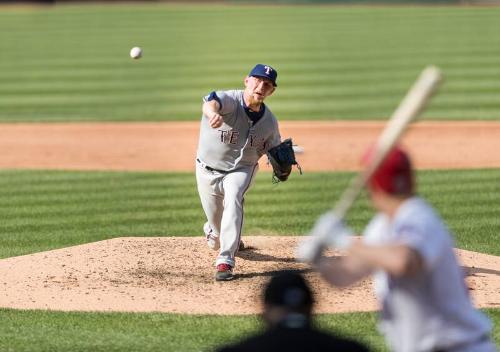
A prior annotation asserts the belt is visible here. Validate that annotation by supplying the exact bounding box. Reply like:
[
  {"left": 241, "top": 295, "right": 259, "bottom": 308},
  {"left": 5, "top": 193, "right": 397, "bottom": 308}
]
[{"left": 196, "top": 158, "right": 228, "bottom": 174}]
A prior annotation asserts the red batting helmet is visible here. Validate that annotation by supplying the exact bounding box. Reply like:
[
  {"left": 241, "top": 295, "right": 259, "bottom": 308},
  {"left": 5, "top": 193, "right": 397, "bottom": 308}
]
[{"left": 365, "top": 145, "right": 415, "bottom": 195}]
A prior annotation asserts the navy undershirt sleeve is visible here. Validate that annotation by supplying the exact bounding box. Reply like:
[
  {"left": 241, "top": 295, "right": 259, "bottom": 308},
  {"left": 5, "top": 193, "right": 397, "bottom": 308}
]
[{"left": 206, "top": 91, "right": 222, "bottom": 110}]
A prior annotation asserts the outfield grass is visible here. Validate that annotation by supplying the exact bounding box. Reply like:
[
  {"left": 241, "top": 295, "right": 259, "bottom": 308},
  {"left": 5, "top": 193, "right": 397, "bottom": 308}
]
[
  {"left": 1, "top": 4, "right": 500, "bottom": 121},
  {"left": 0, "top": 168, "right": 499, "bottom": 259}
]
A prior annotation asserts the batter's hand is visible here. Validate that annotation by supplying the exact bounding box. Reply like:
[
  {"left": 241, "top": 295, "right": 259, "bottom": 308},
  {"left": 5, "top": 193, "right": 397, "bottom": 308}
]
[
  {"left": 310, "top": 213, "right": 352, "bottom": 248},
  {"left": 296, "top": 236, "right": 325, "bottom": 264},
  {"left": 208, "top": 113, "right": 224, "bottom": 128},
  {"left": 296, "top": 212, "right": 353, "bottom": 263}
]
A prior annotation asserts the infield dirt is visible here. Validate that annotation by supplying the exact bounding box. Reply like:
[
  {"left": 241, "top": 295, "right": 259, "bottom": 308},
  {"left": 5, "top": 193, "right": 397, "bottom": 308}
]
[
  {"left": 0, "top": 236, "right": 498, "bottom": 314},
  {"left": 1, "top": 121, "right": 500, "bottom": 172},
  {"left": 0, "top": 121, "right": 499, "bottom": 314}
]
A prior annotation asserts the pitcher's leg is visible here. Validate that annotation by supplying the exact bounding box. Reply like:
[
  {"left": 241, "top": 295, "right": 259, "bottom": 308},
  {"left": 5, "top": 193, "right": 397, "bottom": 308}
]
[
  {"left": 216, "top": 165, "right": 258, "bottom": 268},
  {"left": 196, "top": 165, "right": 224, "bottom": 248}
]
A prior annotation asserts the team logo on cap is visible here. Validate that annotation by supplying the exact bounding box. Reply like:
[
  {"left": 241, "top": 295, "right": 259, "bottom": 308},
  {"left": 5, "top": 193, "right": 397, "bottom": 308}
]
[{"left": 264, "top": 66, "right": 272, "bottom": 75}]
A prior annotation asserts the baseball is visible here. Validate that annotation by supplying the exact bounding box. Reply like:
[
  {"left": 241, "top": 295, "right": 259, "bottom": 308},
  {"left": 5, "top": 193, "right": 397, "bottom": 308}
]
[
  {"left": 130, "top": 46, "right": 143, "bottom": 59},
  {"left": 293, "top": 145, "right": 304, "bottom": 154}
]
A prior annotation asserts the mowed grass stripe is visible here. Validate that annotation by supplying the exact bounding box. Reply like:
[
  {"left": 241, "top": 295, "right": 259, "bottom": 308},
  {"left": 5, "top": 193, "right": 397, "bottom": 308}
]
[
  {"left": 0, "top": 168, "right": 499, "bottom": 259},
  {"left": 3, "top": 47, "right": 499, "bottom": 79},
  {"left": 0, "top": 191, "right": 190, "bottom": 208},
  {"left": 2, "top": 66, "right": 500, "bottom": 94},
  {"left": 1, "top": 5, "right": 500, "bottom": 121},
  {"left": 6, "top": 66, "right": 500, "bottom": 94},
  {"left": 1, "top": 201, "right": 199, "bottom": 222},
  {"left": 3, "top": 93, "right": 500, "bottom": 118}
]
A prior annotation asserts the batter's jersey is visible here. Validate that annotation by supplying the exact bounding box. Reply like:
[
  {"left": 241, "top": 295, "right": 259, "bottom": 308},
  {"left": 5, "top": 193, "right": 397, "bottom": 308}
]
[
  {"left": 197, "top": 90, "right": 281, "bottom": 171},
  {"left": 363, "top": 197, "right": 492, "bottom": 352}
]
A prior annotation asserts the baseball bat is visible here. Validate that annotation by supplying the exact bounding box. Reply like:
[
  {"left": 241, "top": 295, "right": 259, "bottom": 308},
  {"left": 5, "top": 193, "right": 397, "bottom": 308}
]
[{"left": 332, "top": 65, "right": 443, "bottom": 221}]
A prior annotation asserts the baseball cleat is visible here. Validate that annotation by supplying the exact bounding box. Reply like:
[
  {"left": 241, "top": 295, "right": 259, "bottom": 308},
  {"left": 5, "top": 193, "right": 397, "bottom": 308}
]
[
  {"left": 215, "top": 263, "right": 233, "bottom": 281},
  {"left": 203, "top": 222, "right": 220, "bottom": 250}
]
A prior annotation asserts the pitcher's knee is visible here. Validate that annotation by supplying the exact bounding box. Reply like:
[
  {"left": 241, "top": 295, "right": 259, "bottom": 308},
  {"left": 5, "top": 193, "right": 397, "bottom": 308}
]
[{"left": 224, "top": 194, "right": 244, "bottom": 207}]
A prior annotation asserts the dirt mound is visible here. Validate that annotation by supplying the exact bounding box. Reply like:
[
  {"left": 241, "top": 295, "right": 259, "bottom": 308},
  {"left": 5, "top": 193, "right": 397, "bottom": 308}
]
[{"left": 0, "top": 236, "right": 497, "bottom": 314}]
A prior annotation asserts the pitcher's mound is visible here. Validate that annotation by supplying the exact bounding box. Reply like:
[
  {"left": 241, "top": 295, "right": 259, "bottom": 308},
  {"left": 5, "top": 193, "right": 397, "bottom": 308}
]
[{"left": 0, "top": 236, "right": 498, "bottom": 314}]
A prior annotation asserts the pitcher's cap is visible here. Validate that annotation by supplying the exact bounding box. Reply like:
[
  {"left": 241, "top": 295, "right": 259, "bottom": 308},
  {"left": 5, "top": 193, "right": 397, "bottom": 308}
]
[{"left": 249, "top": 64, "right": 278, "bottom": 87}]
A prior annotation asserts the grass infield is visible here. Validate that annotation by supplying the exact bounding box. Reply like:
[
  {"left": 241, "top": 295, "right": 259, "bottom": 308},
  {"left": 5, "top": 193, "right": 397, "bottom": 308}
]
[
  {"left": 1, "top": 4, "right": 500, "bottom": 121},
  {"left": 0, "top": 308, "right": 498, "bottom": 352},
  {"left": 0, "top": 168, "right": 499, "bottom": 259}
]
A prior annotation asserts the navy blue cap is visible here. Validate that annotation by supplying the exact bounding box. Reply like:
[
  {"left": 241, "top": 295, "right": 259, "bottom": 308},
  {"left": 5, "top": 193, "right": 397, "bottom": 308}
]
[{"left": 249, "top": 64, "right": 278, "bottom": 87}]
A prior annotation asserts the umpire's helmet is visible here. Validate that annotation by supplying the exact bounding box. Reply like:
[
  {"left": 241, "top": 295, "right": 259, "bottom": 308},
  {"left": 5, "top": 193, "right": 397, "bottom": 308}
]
[{"left": 264, "top": 270, "right": 313, "bottom": 310}]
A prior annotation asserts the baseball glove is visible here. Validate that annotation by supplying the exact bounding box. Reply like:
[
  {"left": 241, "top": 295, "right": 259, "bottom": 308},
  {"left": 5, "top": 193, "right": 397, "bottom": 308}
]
[{"left": 267, "top": 138, "right": 302, "bottom": 183}]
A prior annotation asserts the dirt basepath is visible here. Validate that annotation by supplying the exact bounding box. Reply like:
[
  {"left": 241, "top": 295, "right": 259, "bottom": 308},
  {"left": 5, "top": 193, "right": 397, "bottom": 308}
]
[{"left": 1, "top": 121, "right": 500, "bottom": 171}]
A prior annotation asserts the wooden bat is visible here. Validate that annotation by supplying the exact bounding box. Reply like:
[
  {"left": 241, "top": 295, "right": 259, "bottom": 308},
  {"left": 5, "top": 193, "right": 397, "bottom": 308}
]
[{"left": 332, "top": 66, "right": 443, "bottom": 221}]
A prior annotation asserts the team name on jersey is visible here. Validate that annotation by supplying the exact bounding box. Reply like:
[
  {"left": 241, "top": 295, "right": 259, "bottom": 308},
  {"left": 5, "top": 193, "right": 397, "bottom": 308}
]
[{"left": 219, "top": 129, "right": 267, "bottom": 151}]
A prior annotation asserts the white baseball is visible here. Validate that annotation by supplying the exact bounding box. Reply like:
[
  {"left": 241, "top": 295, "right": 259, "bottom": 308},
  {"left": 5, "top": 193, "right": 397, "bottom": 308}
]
[
  {"left": 293, "top": 145, "right": 304, "bottom": 154},
  {"left": 130, "top": 46, "right": 143, "bottom": 59}
]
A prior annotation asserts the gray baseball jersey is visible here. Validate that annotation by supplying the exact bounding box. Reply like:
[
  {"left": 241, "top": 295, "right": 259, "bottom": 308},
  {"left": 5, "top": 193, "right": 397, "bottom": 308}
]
[
  {"left": 196, "top": 89, "right": 282, "bottom": 269},
  {"left": 364, "top": 197, "right": 494, "bottom": 352},
  {"left": 196, "top": 89, "right": 281, "bottom": 171}
]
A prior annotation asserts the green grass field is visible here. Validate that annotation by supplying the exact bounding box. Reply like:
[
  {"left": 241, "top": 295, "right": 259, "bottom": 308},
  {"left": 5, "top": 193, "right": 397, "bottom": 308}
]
[
  {"left": 0, "top": 309, "right": 385, "bottom": 352},
  {"left": 1, "top": 4, "right": 500, "bottom": 121},
  {"left": 1, "top": 3, "right": 499, "bottom": 351},
  {"left": 1, "top": 169, "right": 499, "bottom": 259},
  {"left": 0, "top": 307, "right": 496, "bottom": 351},
  {"left": 0, "top": 169, "right": 499, "bottom": 351}
]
